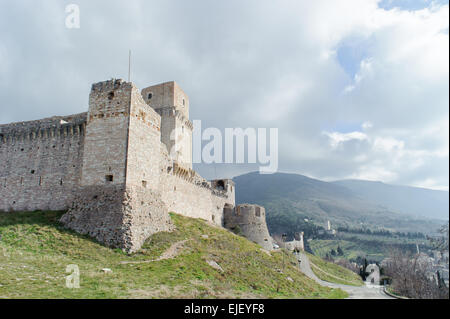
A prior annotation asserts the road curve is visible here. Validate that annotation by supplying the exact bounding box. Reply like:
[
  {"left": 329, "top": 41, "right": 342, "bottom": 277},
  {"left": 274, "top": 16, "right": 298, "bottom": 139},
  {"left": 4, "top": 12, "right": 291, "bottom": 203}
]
[{"left": 298, "top": 252, "right": 394, "bottom": 299}]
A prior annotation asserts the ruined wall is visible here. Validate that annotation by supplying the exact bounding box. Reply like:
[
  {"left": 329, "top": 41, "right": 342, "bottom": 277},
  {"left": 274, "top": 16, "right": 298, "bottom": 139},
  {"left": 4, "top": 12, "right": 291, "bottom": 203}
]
[
  {"left": 0, "top": 114, "right": 86, "bottom": 212},
  {"left": 224, "top": 204, "right": 273, "bottom": 251},
  {"left": 284, "top": 235, "right": 305, "bottom": 252}
]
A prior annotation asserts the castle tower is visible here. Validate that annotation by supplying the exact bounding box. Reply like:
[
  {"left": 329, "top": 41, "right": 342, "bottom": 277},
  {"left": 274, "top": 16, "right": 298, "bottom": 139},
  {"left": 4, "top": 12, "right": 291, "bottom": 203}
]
[
  {"left": 224, "top": 204, "right": 273, "bottom": 251},
  {"left": 141, "top": 81, "right": 193, "bottom": 169},
  {"left": 61, "top": 79, "right": 173, "bottom": 252},
  {"left": 80, "top": 79, "right": 131, "bottom": 186},
  {"left": 80, "top": 79, "right": 164, "bottom": 190},
  {"left": 299, "top": 231, "right": 305, "bottom": 251}
]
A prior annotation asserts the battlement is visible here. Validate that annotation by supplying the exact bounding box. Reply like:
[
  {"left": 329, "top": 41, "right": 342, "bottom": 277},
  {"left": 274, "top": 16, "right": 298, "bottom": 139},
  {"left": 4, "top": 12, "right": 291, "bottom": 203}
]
[
  {"left": 167, "top": 162, "right": 230, "bottom": 199},
  {"left": 0, "top": 113, "right": 87, "bottom": 144},
  {"left": 90, "top": 78, "right": 130, "bottom": 93}
]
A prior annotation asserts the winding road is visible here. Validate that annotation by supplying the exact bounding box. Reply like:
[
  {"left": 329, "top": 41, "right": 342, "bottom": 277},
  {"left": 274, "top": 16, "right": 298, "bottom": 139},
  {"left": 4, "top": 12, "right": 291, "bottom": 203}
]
[{"left": 298, "top": 252, "right": 394, "bottom": 299}]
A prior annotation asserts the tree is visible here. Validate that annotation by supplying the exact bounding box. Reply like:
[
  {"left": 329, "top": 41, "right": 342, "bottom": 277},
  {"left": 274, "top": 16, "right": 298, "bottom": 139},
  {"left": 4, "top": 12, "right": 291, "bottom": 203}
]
[
  {"left": 337, "top": 246, "right": 344, "bottom": 256},
  {"left": 384, "top": 249, "right": 448, "bottom": 299},
  {"left": 430, "top": 222, "right": 449, "bottom": 252},
  {"left": 330, "top": 249, "right": 336, "bottom": 256},
  {"left": 359, "top": 258, "right": 369, "bottom": 281}
]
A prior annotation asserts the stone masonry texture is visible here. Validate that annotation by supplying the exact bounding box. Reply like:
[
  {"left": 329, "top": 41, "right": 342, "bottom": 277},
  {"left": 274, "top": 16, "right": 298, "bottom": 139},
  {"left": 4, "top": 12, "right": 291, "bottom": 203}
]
[
  {"left": 0, "top": 78, "right": 271, "bottom": 253},
  {"left": 223, "top": 204, "right": 273, "bottom": 251}
]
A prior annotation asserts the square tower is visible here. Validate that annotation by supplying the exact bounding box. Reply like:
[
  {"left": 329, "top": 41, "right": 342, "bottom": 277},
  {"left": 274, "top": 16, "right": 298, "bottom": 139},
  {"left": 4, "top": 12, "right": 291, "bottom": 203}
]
[
  {"left": 141, "top": 81, "right": 193, "bottom": 169},
  {"left": 142, "top": 81, "right": 189, "bottom": 117}
]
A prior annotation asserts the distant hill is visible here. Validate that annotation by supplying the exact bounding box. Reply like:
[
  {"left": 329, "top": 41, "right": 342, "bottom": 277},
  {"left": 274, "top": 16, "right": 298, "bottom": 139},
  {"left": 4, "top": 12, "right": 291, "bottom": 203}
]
[
  {"left": 233, "top": 172, "right": 446, "bottom": 236},
  {"left": 332, "top": 180, "right": 449, "bottom": 220}
]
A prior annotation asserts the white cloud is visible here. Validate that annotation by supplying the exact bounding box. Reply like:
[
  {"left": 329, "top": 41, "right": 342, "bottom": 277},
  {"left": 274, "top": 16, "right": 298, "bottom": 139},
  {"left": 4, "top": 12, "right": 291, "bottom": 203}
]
[
  {"left": 323, "top": 131, "right": 369, "bottom": 149},
  {"left": 0, "top": 0, "right": 447, "bottom": 190}
]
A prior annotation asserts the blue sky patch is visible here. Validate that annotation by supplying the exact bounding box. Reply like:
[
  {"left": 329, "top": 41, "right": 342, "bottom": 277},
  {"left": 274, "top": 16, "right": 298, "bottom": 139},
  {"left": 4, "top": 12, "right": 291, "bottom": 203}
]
[
  {"left": 336, "top": 37, "right": 371, "bottom": 79},
  {"left": 378, "top": 0, "right": 449, "bottom": 11}
]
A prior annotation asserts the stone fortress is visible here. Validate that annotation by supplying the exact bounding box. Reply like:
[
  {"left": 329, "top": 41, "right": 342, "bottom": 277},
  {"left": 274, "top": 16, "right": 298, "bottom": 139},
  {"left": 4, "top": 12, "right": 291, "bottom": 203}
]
[{"left": 0, "top": 79, "right": 273, "bottom": 252}]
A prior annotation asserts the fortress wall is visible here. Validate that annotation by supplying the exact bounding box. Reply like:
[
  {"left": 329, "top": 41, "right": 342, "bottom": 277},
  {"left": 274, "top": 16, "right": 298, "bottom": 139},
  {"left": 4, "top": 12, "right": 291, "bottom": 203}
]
[
  {"left": 60, "top": 184, "right": 173, "bottom": 252},
  {"left": 156, "top": 143, "right": 234, "bottom": 225},
  {"left": 224, "top": 204, "right": 273, "bottom": 250},
  {"left": 174, "top": 113, "right": 193, "bottom": 169},
  {"left": 80, "top": 80, "right": 132, "bottom": 186},
  {"left": 126, "top": 84, "right": 163, "bottom": 189},
  {"left": 160, "top": 173, "right": 221, "bottom": 223},
  {"left": 0, "top": 116, "right": 86, "bottom": 212},
  {"left": 210, "top": 193, "right": 233, "bottom": 226}
]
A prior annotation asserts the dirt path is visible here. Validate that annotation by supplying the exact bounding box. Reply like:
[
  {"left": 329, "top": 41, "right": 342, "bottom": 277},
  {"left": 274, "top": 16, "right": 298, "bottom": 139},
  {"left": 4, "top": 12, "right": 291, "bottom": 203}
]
[
  {"left": 298, "top": 252, "right": 393, "bottom": 299},
  {"left": 120, "top": 240, "right": 188, "bottom": 265}
]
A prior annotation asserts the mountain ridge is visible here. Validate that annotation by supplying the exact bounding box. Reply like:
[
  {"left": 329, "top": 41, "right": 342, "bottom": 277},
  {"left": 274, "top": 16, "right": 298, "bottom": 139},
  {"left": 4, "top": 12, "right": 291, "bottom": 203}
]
[{"left": 233, "top": 172, "right": 447, "bottom": 236}]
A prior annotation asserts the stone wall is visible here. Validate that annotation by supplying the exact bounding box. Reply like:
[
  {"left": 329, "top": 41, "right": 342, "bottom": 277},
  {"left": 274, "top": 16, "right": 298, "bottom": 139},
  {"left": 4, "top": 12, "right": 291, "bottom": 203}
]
[
  {"left": 284, "top": 237, "right": 304, "bottom": 252},
  {"left": 60, "top": 184, "right": 173, "bottom": 252},
  {"left": 80, "top": 79, "right": 131, "bottom": 186},
  {"left": 224, "top": 204, "right": 273, "bottom": 251},
  {"left": 0, "top": 114, "right": 86, "bottom": 212},
  {"left": 141, "top": 81, "right": 193, "bottom": 169},
  {"left": 126, "top": 82, "right": 162, "bottom": 190}
]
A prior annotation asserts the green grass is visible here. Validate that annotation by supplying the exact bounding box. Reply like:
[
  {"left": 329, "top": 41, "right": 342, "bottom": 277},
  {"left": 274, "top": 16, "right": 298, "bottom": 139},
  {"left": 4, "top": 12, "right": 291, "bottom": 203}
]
[
  {"left": 0, "top": 210, "right": 348, "bottom": 299},
  {"left": 309, "top": 239, "right": 386, "bottom": 262},
  {"left": 309, "top": 231, "right": 427, "bottom": 263},
  {"left": 306, "top": 253, "right": 364, "bottom": 287}
]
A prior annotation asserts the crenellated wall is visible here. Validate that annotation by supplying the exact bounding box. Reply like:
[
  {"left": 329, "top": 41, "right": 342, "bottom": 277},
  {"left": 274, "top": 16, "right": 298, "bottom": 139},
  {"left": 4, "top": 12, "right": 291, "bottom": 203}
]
[{"left": 0, "top": 114, "right": 86, "bottom": 212}]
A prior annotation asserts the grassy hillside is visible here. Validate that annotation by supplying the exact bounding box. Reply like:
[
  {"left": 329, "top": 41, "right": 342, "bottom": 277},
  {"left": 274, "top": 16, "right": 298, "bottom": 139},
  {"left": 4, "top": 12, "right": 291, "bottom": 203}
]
[
  {"left": 309, "top": 239, "right": 385, "bottom": 262},
  {"left": 0, "top": 211, "right": 347, "bottom": 299},
  {"left": 306, "top": 253, "right": 364, "bottom": 287}
]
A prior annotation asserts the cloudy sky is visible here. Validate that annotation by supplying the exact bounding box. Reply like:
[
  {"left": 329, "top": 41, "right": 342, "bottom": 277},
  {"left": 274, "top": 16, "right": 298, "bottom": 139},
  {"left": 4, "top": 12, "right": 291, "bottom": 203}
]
[{"left": 0, "top": 0, "right": 448, "bottom": 190}]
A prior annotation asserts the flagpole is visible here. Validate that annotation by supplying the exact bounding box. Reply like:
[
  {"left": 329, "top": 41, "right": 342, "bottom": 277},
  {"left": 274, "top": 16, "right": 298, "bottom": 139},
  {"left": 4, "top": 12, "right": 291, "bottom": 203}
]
[{"left": 128, "top": 50, "right": 131, "bottom": 82}]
